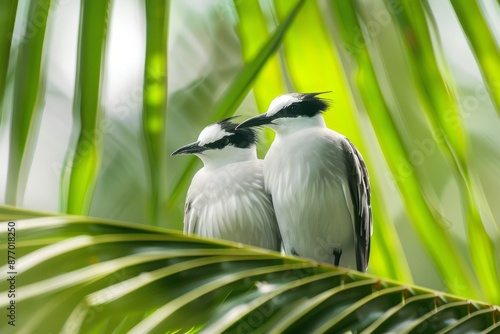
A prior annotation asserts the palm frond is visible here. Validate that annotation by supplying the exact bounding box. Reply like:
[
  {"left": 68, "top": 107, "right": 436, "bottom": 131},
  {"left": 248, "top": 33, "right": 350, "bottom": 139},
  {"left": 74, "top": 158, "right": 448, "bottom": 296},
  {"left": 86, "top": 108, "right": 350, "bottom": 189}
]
[
  {"left": 0, "top": 206, "right": 498, "bottom": 333},
  {"left": 6, "top": 0, "right": 51, "bottom": 205},
  {"left": 142, "top": 0, "right": 170, "bottom": 225},
  {"left": 60, "top": 0, "right": 112, "bottom": 215}
]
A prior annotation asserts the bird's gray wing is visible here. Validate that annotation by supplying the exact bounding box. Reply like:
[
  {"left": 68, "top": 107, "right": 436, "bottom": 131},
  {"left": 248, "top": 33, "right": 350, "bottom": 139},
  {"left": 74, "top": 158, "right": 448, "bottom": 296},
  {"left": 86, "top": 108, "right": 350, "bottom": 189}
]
[{"left": 341, "top": 138, "right": 372, "bottom": 272}]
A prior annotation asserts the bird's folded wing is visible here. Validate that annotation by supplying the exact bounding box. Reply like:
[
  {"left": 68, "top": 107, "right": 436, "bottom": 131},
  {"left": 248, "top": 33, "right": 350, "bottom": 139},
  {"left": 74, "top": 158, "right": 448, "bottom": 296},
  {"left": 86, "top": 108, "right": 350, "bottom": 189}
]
[{"left": 341, "top": 138, "right": 372, "bottom": 272}]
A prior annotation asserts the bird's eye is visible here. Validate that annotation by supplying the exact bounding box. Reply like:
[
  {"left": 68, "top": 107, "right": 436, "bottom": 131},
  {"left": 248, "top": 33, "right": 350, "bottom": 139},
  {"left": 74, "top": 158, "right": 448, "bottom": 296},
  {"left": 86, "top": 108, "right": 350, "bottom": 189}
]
[
  {"left": 223, "top": 138, "right": 230, "bottom": 145},
  {"left": 290, "top": 105, "right": 298, "bottom": 113}
]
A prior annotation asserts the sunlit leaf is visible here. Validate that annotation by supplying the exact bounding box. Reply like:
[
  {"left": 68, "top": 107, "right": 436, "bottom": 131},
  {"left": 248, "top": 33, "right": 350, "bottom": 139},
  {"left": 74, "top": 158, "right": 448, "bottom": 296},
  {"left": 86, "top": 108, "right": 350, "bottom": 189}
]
[
  {"left": 142, "top": 0, "right": 170, "bottom": 225},
  {"left": 0, "top": 0, "right": 18, "bottom": 125},
  {"left": 329, "top": 0, "right": 481, "bottom": 300},
  {"left": 393, "top": 0, "right": 499, "bottom": 304},
  {"left": 6, "top": 0, "right": 51, "bottom": 205},
  {"left": 450, "top": 0, "right": 500, "bottom": 116},
  {"left": 60, "top": 0, "right": 112, "bottom": 215}
]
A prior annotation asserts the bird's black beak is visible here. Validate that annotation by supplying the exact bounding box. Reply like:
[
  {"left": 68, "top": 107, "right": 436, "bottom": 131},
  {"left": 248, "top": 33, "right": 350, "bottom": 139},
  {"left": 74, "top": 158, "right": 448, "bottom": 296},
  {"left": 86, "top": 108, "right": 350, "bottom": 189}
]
[
  {"left": 171, "top": 141, "right": 206, "bottom": 156},
  {"left": 236, "top": 113, "right": 273, "bottom": 129}
]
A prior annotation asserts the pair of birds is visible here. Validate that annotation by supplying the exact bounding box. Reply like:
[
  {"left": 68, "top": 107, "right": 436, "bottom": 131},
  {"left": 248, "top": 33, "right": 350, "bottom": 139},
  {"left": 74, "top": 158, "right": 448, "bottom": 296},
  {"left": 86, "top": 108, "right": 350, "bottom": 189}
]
[{"left": 172, "top": 92, "right": 372, "bottom": 272}]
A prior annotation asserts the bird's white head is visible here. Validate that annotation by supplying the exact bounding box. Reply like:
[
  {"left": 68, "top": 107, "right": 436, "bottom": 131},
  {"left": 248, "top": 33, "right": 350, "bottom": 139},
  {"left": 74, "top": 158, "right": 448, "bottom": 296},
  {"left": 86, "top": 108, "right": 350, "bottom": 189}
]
[
  {"left": 171, "top": 117, "right": 258, "bottom": 169},
  {"left": 237, "top": 92, "right": 330, "bottom": 135}
]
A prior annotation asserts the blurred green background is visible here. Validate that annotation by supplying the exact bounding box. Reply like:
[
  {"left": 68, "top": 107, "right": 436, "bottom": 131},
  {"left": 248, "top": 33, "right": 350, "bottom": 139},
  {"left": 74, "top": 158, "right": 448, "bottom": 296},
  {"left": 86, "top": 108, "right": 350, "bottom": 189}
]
[{"left": 0, "top": 0, "right": 499, "bottom": 304}]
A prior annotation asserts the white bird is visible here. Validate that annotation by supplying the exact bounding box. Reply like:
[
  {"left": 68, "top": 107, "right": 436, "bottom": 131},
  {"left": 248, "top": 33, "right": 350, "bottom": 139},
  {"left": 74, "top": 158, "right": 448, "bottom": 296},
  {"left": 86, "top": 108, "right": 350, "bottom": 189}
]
[
  {"left": 237, "top": 92, "right": 372, "bottom": 271},
  {"left": 171, "top": 117, "right": 281, "bottom": 251}
]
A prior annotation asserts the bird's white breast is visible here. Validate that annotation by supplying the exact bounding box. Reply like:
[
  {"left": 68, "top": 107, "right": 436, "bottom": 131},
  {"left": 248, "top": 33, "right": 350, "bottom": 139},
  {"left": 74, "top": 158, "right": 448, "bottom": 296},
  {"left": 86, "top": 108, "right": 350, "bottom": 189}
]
[
  {"left": 263, "top": 127, "right": 357, "bottom": 267},
  {"left": 185, "top": 160, "right": 281, "bottom": 251}
]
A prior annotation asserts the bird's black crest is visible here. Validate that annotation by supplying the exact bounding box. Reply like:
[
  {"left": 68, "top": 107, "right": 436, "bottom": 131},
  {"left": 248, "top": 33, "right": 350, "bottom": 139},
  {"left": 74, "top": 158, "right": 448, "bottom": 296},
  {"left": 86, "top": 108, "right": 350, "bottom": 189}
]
[
  {"left": 300, "top": 92, "right": 330, "bottom": 115},
  {"left": 276, "top": 92, "right": 330, "bottom": 119},
  {"left": 204, "top": 117, "right": 257, "bottom": 150}
]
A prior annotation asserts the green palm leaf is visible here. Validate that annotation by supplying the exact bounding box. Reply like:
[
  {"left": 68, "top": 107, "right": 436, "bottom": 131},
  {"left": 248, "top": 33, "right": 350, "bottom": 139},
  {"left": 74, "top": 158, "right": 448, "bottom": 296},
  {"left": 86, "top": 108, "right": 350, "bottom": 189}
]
[
  {"left": 5, "top": 0, "right": 51, "bottom": 205},
  {"left": 1, "top": 0, "right": 499, "bottom": 327},
  {"left": 0, "top": 206, "right": 498, "bottom": 333},
  {"left": 330, "top": 0, "right": 481, "bottom": 300},
  {"left": 391, "top": 0, "right": 499, "bottom": 302},
  {"left": 0, "top": 0, "right": 18, "bottom": 125},
  {"left": 60, "top": 0, "right": 112, "bottom": 215},
  {"left": 450, "top": 0, "right": 500, "bottom": 115},
  {"left": 142, "top": 0, "right": 170, "bottom": 225}
]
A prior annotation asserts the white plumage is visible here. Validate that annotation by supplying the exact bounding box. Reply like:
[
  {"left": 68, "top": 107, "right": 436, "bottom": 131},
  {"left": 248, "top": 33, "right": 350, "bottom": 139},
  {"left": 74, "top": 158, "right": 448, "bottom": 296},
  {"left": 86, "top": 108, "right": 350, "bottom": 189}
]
[
  {"left": 237, "top": 93, "right": 371, "bottom": 272},
  {"left": 171, "top": 118, "right": 281, "bottom": 251}
]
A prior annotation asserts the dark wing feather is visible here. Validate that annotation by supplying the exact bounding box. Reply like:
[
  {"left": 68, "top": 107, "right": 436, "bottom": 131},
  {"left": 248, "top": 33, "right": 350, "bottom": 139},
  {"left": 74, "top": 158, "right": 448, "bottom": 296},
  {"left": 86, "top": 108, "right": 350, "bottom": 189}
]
[{"left": 341, "top": 138, "right": 372, "bottom": 272}]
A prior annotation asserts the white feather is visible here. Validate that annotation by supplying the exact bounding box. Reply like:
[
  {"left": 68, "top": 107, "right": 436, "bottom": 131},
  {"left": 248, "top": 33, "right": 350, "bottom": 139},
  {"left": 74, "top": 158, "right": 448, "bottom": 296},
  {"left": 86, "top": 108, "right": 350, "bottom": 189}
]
[
  {"left": 267, "top": 94, "right": 301, "bottom": 116},
  {"left": 185, "top": 158, "right": 281, "bottom": 251},
  {"left": 197, "top": 123, "right": 230, "bottom": 146},
  {"left": 264, "top": 120, "right": 358, "bottom": 268}
]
